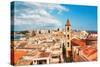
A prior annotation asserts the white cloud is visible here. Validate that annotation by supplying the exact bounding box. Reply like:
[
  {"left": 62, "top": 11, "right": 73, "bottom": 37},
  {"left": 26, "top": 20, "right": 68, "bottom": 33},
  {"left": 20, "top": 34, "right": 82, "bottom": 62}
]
[
  {"left": 15, "top": 9, "right": 61, "bottom": 25},
  {"left": 28, "top": 2, "right": 69, "bottom": 13},
  {"left": 14, "top": 2, "right": 68, "bottom": 29}
]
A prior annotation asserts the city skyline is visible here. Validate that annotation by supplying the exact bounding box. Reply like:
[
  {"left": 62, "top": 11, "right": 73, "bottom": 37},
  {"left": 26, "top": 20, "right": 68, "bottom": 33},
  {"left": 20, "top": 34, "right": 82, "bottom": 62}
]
[
  {"left": 11, "top": 1, "right": 97, "bottom": 31},
  {"left": 11, "top": 2, "right": 98, "bottom": 65}
]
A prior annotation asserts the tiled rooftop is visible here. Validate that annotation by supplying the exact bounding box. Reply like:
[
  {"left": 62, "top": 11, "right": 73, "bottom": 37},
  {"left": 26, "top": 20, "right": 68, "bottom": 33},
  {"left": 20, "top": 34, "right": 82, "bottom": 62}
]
[
  {"left": 11, "top": 49, "right": 27, "bottom": 64},
  {"left": 71, "top": 39, "right": 86, "bottom": 46}
]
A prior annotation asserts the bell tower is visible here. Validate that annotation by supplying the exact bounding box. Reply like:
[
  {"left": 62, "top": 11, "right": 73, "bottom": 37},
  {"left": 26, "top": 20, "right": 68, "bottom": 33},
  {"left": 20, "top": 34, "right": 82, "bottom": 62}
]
[{"left": 65, "top": 19, "right": 72, "bottom": 59}]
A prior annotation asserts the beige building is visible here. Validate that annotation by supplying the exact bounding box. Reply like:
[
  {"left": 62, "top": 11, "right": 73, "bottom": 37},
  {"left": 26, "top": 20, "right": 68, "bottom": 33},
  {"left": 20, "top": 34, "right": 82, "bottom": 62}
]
[
  {"left": 65, "top": 19, "right": 72, "bottom": 58},
  {"left": 23, "top": 50, "right": 51, "bottom": 64}
]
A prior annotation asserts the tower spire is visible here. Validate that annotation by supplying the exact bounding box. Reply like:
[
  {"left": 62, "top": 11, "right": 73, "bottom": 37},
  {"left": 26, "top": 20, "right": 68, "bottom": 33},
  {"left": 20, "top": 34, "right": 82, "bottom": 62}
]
[{"left": 66, "top": 19, "right": 71, "bottom": 26}]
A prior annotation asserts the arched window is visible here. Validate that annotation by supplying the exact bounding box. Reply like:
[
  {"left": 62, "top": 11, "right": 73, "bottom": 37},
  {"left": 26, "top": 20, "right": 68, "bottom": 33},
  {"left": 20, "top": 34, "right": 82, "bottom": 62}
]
[
  {"left": 67, "top": 35, "right": 69, "bottom": 39},
  {"left": 67, "top": 42, "right": 69, "bottom": 47},
  {"left": 67, "top": 27, "right": 69, "bottom": 31}
]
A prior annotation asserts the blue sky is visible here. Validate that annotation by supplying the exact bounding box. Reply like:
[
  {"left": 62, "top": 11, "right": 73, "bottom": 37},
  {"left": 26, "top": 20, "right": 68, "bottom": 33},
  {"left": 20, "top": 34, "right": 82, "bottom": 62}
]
[{"left": 11, "top": 1, "right": 97, "bottom": 31}]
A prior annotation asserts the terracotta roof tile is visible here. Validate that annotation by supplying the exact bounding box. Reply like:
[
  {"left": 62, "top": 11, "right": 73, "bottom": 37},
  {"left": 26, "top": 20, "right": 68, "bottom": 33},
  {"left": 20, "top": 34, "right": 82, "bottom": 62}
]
[
  {"left": 71, "top": 39, "right": 86, "bottom": 46},
  {"left": 11, "top": 50, "right": 27, "bottom": 64}
]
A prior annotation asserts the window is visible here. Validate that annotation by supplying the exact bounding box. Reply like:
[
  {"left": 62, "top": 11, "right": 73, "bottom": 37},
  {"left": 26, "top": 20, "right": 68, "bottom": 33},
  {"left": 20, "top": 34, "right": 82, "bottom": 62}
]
[
  {"left": 67, "top": 35, "right": 69, "bottom": 39},
  {"left": 48, "top": 30, "right": 50, "bottom": 33},
  {"left": 34, "top": 60, "right": 36, "bottom": 63},
  {"left": 67, "top": 27, "right": 69, "bottom": 31},
  {"left": 52, "top": 56, "right": 59, "bottom": 58},
  {"left": 67, "top": 42, "right": 69, "bottom": 47},
  {"left": 39, "top": 31, "right": 41, "bottom": 34}
]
